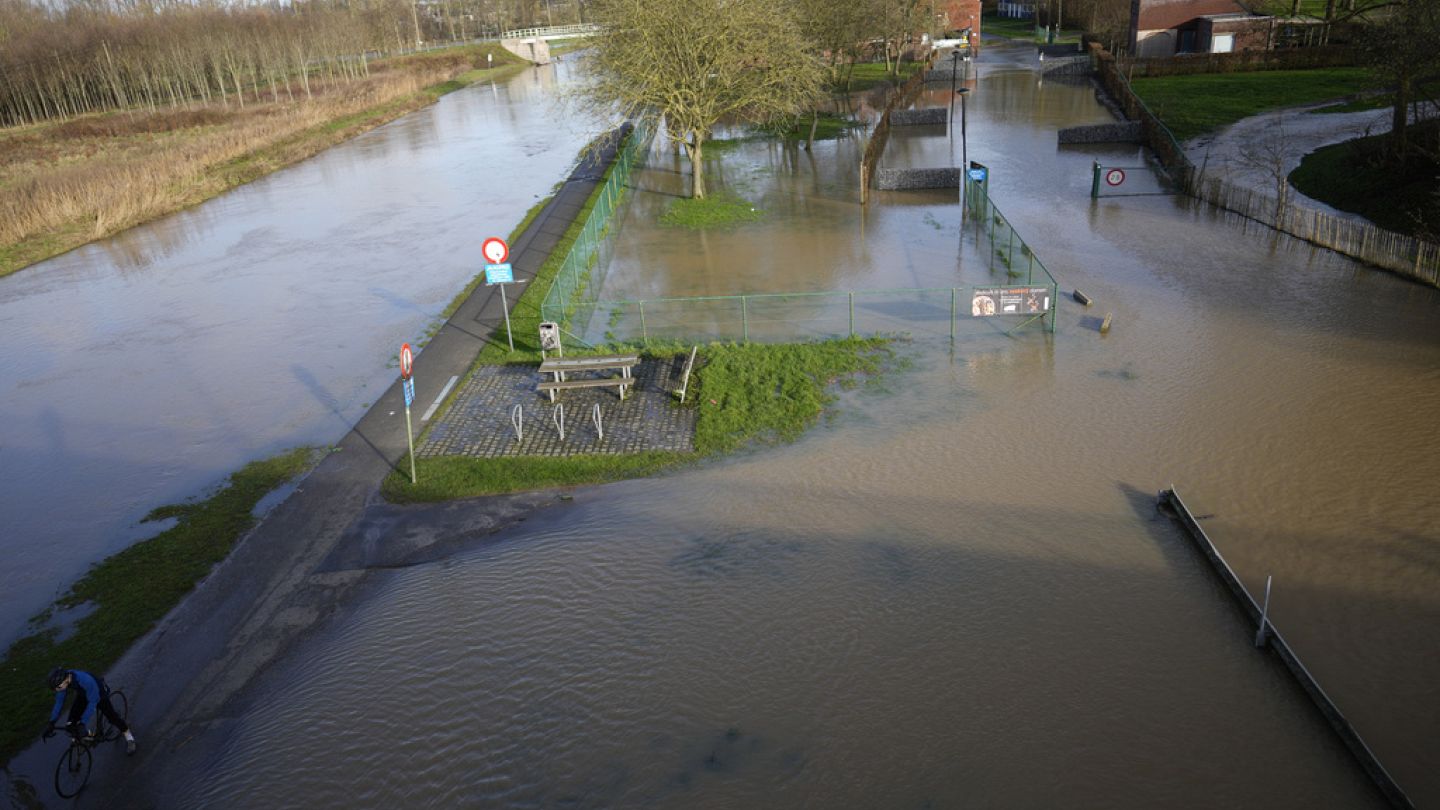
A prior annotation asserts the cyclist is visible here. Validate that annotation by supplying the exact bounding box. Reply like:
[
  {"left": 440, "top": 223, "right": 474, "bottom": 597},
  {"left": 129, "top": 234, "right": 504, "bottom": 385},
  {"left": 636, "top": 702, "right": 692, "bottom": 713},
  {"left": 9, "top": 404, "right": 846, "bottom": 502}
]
[{"left": 42, "top": 667, "right": 137, "bottom": 755}]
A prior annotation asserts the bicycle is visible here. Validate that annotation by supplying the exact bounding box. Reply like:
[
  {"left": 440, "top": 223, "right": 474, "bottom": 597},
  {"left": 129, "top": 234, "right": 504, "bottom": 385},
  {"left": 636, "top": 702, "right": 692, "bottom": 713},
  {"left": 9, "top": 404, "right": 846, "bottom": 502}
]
[{"left": 50, "top": 688, "right": 128, "bottom": 798}]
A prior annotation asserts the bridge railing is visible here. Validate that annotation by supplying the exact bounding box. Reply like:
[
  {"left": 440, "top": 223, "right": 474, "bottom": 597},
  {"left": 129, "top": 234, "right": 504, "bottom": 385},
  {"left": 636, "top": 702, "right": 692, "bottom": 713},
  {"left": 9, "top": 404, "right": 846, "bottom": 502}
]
[{"left": 502, "top": 23, "right": 599, "bottom": 39}]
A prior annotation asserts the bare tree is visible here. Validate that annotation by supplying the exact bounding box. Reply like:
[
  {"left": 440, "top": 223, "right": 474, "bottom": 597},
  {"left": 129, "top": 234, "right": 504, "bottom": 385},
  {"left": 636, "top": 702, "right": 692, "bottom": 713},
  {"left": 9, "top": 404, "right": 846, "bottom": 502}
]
[
  {"left": 580, "top": 0, "right": 826, "bottom": 198},
  {"left": 1358, "top": 0, "right": 1440, "bottom": 162},
  {"left": 1234, "top": 115, "right": 1295, "bottom": 224}
]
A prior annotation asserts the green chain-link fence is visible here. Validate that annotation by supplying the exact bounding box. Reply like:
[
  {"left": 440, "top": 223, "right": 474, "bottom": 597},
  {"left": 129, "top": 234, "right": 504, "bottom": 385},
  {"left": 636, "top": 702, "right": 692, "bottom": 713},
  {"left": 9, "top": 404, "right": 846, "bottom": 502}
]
[
  {"left": 539, "top": 119, "right": 655, "bottom": 339},
  {"left": 544, "top": 140, "right": 1058, "bottom": 346}
]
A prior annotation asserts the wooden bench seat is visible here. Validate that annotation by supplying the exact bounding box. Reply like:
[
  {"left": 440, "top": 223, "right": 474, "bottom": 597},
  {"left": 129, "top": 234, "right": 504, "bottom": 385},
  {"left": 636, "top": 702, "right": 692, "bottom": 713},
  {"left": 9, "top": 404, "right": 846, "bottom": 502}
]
[
  {"left": 537, "top": 354, "right": 641, "bottom": 401},
  {"left": 536, "top": 376, "right": 632, "bottom": 400}
]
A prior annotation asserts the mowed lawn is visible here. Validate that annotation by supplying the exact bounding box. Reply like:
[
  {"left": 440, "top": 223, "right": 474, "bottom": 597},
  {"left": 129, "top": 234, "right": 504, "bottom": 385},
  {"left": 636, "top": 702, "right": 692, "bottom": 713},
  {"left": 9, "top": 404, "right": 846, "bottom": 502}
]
[{"left": 1131, "top": 68, "right": 1376, "bottom": 142}]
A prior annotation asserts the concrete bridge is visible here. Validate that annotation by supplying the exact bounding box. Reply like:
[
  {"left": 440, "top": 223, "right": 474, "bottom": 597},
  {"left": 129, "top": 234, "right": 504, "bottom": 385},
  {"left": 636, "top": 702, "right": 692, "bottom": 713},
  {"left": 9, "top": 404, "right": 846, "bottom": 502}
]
[
  {"left": 499, "top": 23, "right": 598, "bottom": 64},
  {"left": 502, "top": 23, "right": 599, "bottom": 41}
]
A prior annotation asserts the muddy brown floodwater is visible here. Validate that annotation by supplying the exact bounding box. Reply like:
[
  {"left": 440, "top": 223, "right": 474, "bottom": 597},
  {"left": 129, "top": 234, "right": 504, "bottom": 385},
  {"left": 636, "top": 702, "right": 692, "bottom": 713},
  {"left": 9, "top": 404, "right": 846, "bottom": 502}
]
[{"left": 25, "top": 42, "right": 1440, "bottom": 808}]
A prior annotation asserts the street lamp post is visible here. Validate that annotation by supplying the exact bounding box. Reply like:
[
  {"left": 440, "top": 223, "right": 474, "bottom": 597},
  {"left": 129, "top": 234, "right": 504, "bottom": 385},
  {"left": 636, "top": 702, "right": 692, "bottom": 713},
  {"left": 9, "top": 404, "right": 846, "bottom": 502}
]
[{"left": 956, "top": 87, "right": 970, "bottom": 210}]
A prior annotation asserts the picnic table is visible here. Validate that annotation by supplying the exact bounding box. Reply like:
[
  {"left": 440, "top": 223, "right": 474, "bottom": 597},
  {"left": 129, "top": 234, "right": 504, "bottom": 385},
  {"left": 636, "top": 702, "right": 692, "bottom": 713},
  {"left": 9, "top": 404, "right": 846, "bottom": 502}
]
[{"left": 536, "top": 354, "right": 640, "bottom": 401}]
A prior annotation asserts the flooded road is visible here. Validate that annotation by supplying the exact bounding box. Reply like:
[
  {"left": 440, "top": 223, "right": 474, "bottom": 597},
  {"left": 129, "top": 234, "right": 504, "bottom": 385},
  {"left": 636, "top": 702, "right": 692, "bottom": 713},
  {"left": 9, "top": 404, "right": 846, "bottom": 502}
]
[
  {"left": 0, "top": 62, "right": 601, "bottom": 646},
  {"left": 125, "top": 42, "right": 1438, "bottom": 808}
]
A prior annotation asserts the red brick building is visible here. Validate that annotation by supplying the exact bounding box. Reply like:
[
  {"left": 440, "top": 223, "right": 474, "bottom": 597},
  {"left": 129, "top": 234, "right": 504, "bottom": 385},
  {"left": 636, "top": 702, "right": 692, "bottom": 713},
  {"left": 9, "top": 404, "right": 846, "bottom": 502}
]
[
  {"left": 936, "top": 0, "right": 983, "bottom": 40},
  {"left": 1130, "top": 0, "right": 1271, "bottom": 56}
]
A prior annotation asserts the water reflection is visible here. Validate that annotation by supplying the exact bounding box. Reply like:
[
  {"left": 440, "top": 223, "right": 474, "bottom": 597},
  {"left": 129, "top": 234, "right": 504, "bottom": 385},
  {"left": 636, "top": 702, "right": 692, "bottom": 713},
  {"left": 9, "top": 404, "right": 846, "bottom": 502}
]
[{"left": 0, "top": 60, "right": 605, "bottom": 646}]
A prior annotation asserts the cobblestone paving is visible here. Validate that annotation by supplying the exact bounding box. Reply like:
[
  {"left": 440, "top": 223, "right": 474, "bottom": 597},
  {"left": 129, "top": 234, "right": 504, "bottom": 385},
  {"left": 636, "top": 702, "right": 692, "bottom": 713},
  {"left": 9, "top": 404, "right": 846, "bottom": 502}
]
[{"left": 419, "top": 360, "right": 697, "bottom": 458}]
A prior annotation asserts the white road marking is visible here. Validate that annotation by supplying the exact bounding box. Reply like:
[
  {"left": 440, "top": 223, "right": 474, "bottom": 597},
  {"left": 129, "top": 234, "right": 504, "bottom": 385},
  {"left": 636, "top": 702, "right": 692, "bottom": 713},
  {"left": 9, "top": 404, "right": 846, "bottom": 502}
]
[{"left": 422, "top": 375, "right": 460, "bottom": 421}]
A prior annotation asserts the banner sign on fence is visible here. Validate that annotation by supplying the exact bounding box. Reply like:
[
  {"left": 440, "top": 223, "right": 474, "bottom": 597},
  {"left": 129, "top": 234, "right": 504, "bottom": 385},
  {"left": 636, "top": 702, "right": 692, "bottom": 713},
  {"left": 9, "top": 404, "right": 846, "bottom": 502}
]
[{"left": 972, "top": 286, "right": 1050, "bottom": 317}]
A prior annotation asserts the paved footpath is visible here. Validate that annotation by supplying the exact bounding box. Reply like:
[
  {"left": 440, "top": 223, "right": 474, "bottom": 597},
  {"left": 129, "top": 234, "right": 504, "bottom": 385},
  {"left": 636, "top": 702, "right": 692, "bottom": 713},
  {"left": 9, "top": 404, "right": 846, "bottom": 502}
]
[{"left": 4, "top": 124, "right": 634, "bottom": 808}]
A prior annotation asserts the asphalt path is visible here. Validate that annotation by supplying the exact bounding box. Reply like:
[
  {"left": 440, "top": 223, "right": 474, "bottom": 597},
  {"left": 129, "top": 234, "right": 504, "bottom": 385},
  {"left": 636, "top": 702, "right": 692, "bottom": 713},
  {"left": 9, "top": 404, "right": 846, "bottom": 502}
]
[
  {"left": 1183, "top": 101, "right": 1394, "bottom": 221},
  {"left": 3, "top": 124, "right": 631, "bottom": 809}
]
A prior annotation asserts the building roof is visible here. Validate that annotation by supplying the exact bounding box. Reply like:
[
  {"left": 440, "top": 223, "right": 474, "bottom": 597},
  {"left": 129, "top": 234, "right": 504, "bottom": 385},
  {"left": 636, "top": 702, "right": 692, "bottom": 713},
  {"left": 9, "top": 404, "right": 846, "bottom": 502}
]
[{"left": 1136, "top": 0, "right": 1251, "bottom": 31}]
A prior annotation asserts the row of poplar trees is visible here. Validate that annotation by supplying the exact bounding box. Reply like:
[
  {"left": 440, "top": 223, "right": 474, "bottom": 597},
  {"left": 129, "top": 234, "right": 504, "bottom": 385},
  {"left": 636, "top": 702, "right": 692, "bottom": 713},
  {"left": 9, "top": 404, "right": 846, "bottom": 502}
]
[{"left": 0, "top": 0, "right": 572, "bottom": 128}]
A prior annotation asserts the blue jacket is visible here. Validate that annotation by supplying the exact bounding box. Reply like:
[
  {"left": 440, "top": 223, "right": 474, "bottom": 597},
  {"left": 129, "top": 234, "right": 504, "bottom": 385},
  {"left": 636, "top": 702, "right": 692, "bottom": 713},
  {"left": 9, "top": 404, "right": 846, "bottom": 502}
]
[{"left": 50, "top": 669, "right": 102, "bottom": 726}]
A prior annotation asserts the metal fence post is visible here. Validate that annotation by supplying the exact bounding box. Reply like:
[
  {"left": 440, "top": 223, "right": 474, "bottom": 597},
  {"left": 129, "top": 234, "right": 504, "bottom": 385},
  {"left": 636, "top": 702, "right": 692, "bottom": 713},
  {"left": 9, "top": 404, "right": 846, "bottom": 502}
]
[
  {"left": 849, "top": 292, "right": 855, "bottom": 337},
  {"left": 639, "top": 300, "right": 648, "bottom": 345},
  {"left": 742, "top": 296, "right": 749, "bottom": 342},
  {"left": 950, "top": 288, "right": 956, "bottom": 340}
]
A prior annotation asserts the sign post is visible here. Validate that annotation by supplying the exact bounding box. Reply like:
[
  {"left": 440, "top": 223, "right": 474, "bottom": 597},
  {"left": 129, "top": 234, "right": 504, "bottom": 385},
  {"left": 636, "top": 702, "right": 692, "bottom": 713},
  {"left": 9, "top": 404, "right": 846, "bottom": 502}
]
[
  {"left": 399, "top": 343, "right": 417, "bottom": 484},
  {"left": 482, "top": 237, "right": 515, "bottom": 351}
]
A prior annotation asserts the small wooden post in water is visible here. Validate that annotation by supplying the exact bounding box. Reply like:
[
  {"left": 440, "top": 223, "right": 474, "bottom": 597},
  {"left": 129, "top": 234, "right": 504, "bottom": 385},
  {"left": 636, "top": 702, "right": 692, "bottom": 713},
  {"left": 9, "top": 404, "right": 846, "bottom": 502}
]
[{"left": 1254, "top": 574, "right": 1273, "bottom": 647}]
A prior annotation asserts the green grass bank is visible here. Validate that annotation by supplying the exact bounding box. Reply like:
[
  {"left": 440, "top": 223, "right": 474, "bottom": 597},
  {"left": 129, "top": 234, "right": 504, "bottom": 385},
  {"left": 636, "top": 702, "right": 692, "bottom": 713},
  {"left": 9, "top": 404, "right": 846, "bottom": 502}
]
[
  {"left": 382, "top": 338, "right": 895, "bottom": 503},
  {"left": 1131, "top": 67, "right": 1375, "bottom": 142},
  {"left": 1290, "top": 121, "right": 1440, "bottom": 238},
  {"left": 0, "top": 448, "right": 318, "bottom": 767}
]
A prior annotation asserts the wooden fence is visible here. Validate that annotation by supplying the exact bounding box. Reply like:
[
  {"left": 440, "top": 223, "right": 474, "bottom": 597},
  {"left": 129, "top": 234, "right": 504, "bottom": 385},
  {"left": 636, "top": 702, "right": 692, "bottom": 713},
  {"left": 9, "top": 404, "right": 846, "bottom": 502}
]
[
  {"left": 1089, "top": 42, "right": 1440, "bottom": 287},
  {"left": 859, "top": 53, "right": 938, "bottom": 204},
  {"left": 1191, "top": 175, "right": 1440, "bottom": 284},
  {"left": 1118, "top": 45, "right": 1356, "bottom": 78}
]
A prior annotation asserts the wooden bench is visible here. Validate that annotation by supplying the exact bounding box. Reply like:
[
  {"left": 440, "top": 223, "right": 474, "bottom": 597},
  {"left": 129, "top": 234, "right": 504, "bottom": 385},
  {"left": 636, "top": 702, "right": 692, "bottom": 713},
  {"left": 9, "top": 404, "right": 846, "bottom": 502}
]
[
  {"left": 536, "top": 354, "right": 640, "bottom": 401},
  {"left": 536, "top": 377, "right": 633, "bottom": 400}
]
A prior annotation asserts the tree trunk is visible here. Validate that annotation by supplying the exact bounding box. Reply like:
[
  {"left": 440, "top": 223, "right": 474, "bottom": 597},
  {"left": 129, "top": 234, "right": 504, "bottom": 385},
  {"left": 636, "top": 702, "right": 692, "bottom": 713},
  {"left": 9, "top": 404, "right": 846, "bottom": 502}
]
[
  {"left": 684, "top": 135, "right": 706, "bottom": 198},
  {"left": 806, "top": 110, "right": 818, "bottom": 151},
  {"left": 1392, "top": 73, "right": 1411, "bottom": 160}
]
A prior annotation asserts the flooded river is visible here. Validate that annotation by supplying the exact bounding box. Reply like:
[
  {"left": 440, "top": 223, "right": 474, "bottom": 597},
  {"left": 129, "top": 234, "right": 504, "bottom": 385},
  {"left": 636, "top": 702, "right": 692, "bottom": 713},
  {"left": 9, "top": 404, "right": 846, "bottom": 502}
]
[
  {"left": 0, "top": 62, "right": 599, "bottom": 646},
  {"left": 109, "top": 42, "right": 1438, "bottom": 808}
]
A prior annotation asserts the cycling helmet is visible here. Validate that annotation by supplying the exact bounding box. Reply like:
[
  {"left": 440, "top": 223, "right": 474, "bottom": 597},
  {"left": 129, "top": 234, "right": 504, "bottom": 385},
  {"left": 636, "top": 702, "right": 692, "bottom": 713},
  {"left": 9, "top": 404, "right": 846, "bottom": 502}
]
[{"left": 46, "top": 667, "right": 69, "bottom": 690}]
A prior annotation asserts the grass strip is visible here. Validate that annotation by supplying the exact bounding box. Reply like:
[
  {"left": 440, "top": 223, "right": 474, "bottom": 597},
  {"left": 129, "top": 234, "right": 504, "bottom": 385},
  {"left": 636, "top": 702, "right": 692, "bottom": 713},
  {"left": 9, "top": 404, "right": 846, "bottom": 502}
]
[
  {"left": 763, "top": 112, "right": 859, "bottom": 142},
  {"left": 843, "top": 61, "right": 928, "bottom": 92},
  {"left": 981, "top": 12, "right": 1079, "bottom": 43},
  {"left": 660, "top": 195, "right": 764, "bottom": 229},
  {"left": 470, "top": 146, "right": 628, "bottom": 365},
  {"left": 0, "top": 448, "right": 317, "bottom": 767},
  {"left": 1130, "top": 68, "right": 1375, "bottom": 142},
  {"left": 382, "top": 337, "right": 894, "bottom": 503},
  {"left": 434, "top": 190, "right": 558, "bottom": 326},
  {"left": 1310, "top": 93, "right": 1392, "bottom": 114}
]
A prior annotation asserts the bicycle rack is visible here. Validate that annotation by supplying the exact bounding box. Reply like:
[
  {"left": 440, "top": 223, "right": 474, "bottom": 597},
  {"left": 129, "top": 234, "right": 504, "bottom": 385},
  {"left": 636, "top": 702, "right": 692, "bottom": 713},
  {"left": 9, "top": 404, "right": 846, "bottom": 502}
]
[
  {"left": 592, "top": 403, "right": 604, "bottom": 440},
  {"left": 553, "top": 402, "right": 566, "bottom": 440},
  {"left": 510, "top": 404, "right": 524, "bottom": 443}
]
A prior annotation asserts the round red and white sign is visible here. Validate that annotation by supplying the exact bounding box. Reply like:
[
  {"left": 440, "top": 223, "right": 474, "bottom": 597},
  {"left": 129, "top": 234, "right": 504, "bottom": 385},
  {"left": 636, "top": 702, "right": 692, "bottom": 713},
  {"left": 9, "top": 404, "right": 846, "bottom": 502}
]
[
  {"left": 482, "top": 237, "right": 509, "bottom": 265},
  {"left": 399, "top": 343, "right": 413, "bottom": 379},
  {"left": 1105, "top": 168, "right": 1126, "bottom": 187}
]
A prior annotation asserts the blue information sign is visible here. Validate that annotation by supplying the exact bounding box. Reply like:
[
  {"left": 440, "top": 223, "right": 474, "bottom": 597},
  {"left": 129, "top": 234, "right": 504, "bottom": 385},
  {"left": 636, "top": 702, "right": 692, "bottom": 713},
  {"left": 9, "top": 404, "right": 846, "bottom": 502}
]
[
  {"left": 403, "top": 377, "right": 415, "bottom": 407},
  {"left": 485, "top": 263, "right": 514, "bottom": 285},
  {"left": 967, "top": 167, "right": 988, "bottom": 182}
]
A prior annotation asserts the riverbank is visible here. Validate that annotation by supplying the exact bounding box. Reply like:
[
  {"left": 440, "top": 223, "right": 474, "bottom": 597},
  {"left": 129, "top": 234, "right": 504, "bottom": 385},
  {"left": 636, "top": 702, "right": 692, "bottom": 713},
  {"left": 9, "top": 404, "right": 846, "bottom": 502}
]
[
  {"left": 0, "top": 43, "right": 528, "bottom": 278},
  {"left": 0, "top": 449, "right": 318, "bottom": 767}
]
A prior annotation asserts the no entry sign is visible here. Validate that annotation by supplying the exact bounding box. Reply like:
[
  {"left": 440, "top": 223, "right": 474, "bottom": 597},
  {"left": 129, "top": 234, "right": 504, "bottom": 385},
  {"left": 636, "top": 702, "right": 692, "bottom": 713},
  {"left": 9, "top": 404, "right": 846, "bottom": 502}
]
[
  {"left": 399, "top": 343, "right": 413, "bottom": 379},
  {"left": 482, "top": 237, "right": 509, "bottom": 265}
]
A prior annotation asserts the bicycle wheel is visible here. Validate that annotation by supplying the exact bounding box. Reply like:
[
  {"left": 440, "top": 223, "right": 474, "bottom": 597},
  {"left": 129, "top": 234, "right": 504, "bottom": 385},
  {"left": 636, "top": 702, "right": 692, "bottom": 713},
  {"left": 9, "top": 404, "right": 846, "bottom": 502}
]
[
  {"left": 101, "top": 690, "right": 129, "bottom": 742},
  {"left": 54, "top": 742, "right": 92, "bottom": 798}
]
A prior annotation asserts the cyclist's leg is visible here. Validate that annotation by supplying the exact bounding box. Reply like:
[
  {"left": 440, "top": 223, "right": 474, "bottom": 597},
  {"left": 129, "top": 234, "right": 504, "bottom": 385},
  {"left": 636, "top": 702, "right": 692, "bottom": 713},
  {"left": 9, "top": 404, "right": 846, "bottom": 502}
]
[{"left": 97, "top": 694, "right": 128, "bottom": 734}]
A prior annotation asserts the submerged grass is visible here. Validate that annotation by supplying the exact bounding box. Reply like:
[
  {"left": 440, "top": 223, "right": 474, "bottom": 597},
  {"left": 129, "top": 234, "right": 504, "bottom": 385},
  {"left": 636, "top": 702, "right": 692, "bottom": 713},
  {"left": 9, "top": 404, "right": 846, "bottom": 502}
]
[
  {"left": 761, "top": 112, "right": 859, "bottom": 142},
  {"left": 0, "top": 447, "right": 317, "bottom": 767},
  {"left": 382, "top": 338, "right": 894, "bottom": 503},
  {"left": 1130, "top": 68, "right": 1375, "bottom": 142}
]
